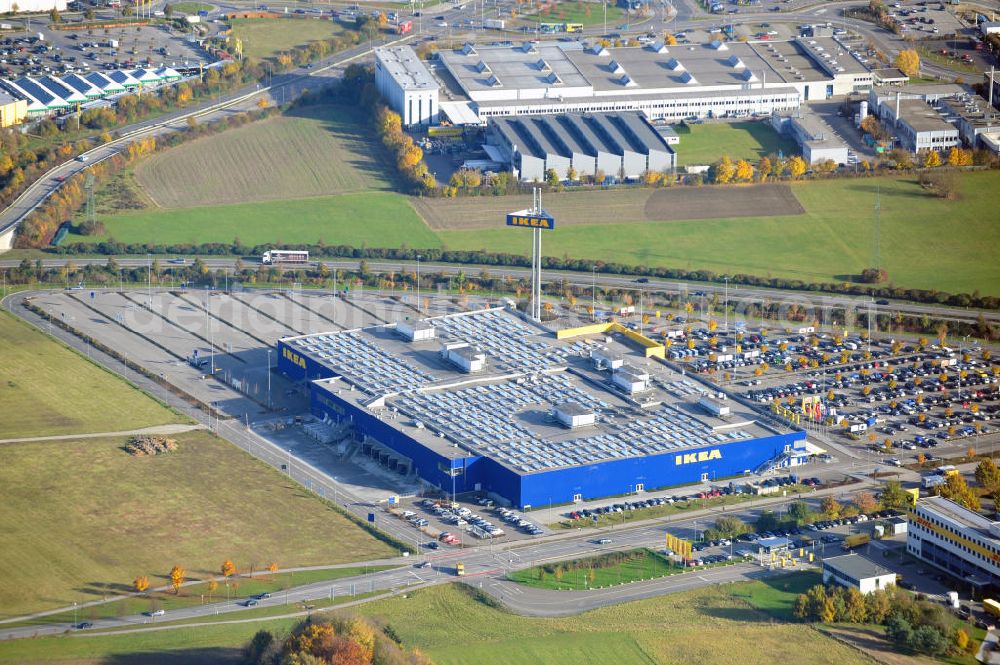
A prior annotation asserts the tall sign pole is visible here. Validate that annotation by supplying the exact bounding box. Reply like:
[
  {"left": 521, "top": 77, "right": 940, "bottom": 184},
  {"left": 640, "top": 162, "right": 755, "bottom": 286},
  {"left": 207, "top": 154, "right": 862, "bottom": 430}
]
[{"left": 506, "top": 187, "right": 554, "bottom": 323}]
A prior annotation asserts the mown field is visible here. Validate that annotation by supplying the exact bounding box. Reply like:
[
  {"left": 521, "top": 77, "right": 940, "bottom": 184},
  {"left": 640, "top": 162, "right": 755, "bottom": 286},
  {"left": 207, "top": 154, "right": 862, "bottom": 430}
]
[
  {"left": 524, "top": 0, "right": 625, "bottom": 26},
  {"left": 228, "top": 18, "right": 347, "bottom": 59},
  {"left": 68, "top": 192, "right": 441, "bottom": 248},
  {"left": 673, "top": 121, "right": 800, "bottom": 166},
  {"left": 134, "top": 105, "right": 393, "bottom": 208},
  {"left": 0, "top": 430, "right": 396, "bottom": 617},
  {"left": 0, "top": 311, "right": 181, "bottom": 439},
  {"left": 0, "top": 573, "right": 875, "bottom": 665},
  {"left": 433, "top": 172, "right": 1000, "bottom": 295}
]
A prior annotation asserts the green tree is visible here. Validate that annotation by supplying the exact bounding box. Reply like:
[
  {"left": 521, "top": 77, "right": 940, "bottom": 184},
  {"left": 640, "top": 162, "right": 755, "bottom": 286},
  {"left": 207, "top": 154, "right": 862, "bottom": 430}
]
[
  {"left": 788, "top": 500, "right": 812, "bottom": 525},
  {"left": 866, "top": 588, "right": 892, "bottom": 623},
  {"left": 545, "top": 168, "right": 560, "bottom": 187},
  {"left": 793, "top": 593, "right": 810, "bottom": 620},
  {"left": 845, "top": 587, "right": 868, "bottom": 623},
  {"left": 879, "top": 480, "right": 910, "bottom": 510}
]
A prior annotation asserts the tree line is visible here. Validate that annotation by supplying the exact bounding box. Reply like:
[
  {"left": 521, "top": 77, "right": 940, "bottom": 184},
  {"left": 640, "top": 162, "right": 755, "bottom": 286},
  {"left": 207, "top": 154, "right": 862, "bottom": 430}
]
[
  {"left": 793, "top": 583, "right": 973, "bottom": 658},
  {"left": 245, "top": 615, "right": 434, "bottom": 665},
  {"left": 45, "top": 239, "right": 1000, "bottom": 312}
]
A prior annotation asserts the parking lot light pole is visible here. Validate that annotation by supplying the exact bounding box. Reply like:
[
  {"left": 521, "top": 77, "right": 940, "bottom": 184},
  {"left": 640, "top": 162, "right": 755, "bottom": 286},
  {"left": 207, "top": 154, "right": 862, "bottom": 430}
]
[
  {"left": 592, "top": 266, "right": 596, "bottom": 322},
  {"left": 266, "top": 349, "right": 272, "bottom": 410}
]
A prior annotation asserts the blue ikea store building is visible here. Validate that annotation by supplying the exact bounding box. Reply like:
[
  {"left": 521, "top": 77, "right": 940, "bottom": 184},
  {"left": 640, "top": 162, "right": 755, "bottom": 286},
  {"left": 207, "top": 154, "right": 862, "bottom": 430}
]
[{"left": 276, "top": 311, "right": 807, "bottom": 509}]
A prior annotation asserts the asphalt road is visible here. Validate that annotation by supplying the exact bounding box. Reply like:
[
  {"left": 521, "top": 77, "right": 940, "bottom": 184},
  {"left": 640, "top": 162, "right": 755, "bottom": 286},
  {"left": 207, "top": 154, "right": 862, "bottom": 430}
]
[{"left": 4, "top": 256, "right": 995, "bottom": 325}]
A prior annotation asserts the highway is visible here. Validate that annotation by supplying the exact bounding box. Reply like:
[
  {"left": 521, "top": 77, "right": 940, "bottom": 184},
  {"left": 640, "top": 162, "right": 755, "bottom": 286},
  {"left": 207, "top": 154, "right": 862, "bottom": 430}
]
[{"left": 3, "top": 255, "right": 996, "bottom": 325}]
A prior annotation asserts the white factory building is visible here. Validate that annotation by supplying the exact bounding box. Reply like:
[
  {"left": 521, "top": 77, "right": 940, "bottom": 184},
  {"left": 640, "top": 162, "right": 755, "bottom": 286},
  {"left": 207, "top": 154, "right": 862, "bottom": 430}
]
[
  {"left": 375, "top": 45, "right": 439, "bottom": 127},
  {"left": 436, "top": 36, "right": 874, "bottom": 124},
  {"left": 487, "top": 111, "right": 676, "bottom": 181}
]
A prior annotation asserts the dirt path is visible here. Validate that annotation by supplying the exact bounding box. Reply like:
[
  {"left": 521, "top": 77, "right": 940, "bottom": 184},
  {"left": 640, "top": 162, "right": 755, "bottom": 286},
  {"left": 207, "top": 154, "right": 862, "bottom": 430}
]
[{"left": 0, "top": 424, "right": 205, "bottom": 445}]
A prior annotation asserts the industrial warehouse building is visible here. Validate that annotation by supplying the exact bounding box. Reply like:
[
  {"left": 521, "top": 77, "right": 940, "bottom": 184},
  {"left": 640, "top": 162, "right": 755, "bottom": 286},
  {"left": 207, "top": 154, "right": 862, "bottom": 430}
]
[
  {"left": 487, "top": 111, "right": 676, "bottom": 181},
  {"left": 375, "top": 46, "right": 439, "bottom": 127},
  {"left": 907, "top": 496, "right": 1000, "bottom": 592},
  {"left": 867, "top": 85, "right": 964, "bottom": 154},
  {"left": 770, "top": 110, "right": 850, "bottom": 165},
  {"left": 436, "top": 36, "right": 874, "bottom": 124},
  {"left": 277, "top": 307, "right": 807, "bottom": 509}
]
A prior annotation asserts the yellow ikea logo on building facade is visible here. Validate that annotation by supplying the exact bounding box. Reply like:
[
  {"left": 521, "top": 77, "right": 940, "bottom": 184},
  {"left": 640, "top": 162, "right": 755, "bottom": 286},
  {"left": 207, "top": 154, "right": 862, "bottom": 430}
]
[
  {"left": 675, "top": 449, "right": 722, "bottom": 466},
  {"left": 283, "top": 347, "right": 306, "bottom": 369},
  {"left": 506, "top": 213, "right": 555, "bottom": 230}
]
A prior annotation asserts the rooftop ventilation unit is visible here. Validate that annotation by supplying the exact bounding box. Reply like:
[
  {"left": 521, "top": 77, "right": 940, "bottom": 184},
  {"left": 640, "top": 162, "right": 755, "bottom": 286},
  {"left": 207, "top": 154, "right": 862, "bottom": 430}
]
[
  {"left": 589, "top": 44, "right": 609, "bottom": 56},
  {"left": 619, "top": 73, "right": 636, "bottom": 87},
  {"left": 740, "top": 69, "right": 758, "bottom": 82},
  {"left": 521, "top": 42, "right": 538, "bottom": 54},
  {"left": 710, "top": 40, "right": 729, "bottom": 51},
  {"left": 461, "top": 43, "right": 477, "bottom": 56},
  {"left": 476, "top": 60, "right": 492, "bottom": 73},
  {"left": 666, "top": 57, "right": 685, "bottom": 71},
  {"left": 680, "top": 70, "right": 698, "bottom": 85},
  {"left": 546, "top": 71, "right": 563, "bottom": 85},
  {"left": 726, "top": 55, "right": 745, "bottom": 69},
  {"left": 536, "top": 58, "right": 551, "bottom": 72},
  {"left": 649, "top": 40, "right": 669, "bottom": 54},
  {"left": 608, "top": 59, "right": 626, "bottom": 74},
  {"left": 487, "top": 74, "right": 503, "bottom": 87}
]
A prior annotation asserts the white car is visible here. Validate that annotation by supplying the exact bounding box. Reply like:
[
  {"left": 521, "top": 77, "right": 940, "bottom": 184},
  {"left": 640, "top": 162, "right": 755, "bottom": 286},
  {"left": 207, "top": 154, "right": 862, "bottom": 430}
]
[
  {"left": 437, "top": 21, "right": 447, "bottom": 27},
  {"left": 148, "top": 609, "right": 165, "bottom": 617}
]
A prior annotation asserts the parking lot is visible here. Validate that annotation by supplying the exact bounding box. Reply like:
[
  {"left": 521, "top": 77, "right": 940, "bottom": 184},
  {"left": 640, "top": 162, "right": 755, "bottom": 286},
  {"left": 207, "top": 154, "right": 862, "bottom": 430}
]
[{"left": 0, "top": 23, "right": 209, "bottom": 80}]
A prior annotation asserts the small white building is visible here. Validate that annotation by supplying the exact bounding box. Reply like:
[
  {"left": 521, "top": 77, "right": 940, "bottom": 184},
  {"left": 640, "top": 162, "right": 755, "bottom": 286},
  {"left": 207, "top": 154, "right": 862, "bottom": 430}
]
[
  {"left": 822, "top": 554, "right": 897, "bottom": 594},
  {"left": 397, "top": 319, "right": 436, "bottom": 342},
  {"left": 375, "top": 45, "right": 439, "bottom": 127},
  {"left": 698, "top": 394, "right": 731, "bottom": 417},
  {"left": 612, "top": 364, "right": 649, "bottom": 394},
  {"left": 554, "top": 401, "right": 595, "bottom": 429},
  {"left": 442, "top": 342, "right": 486, "bottom": 373}
]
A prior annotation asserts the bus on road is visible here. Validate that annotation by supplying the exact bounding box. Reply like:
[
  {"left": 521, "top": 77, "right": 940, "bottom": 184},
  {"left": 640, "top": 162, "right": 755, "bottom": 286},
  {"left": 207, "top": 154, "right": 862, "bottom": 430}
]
[{"left": 261, "top": 250, "right": 309, "bottom": 265}]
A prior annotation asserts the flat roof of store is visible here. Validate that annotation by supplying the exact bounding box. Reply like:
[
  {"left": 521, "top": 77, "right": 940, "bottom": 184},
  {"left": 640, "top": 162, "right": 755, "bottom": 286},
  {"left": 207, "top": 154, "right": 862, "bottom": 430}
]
[{"left": 287, "top": 307, "right": 783, "bottom": 474}]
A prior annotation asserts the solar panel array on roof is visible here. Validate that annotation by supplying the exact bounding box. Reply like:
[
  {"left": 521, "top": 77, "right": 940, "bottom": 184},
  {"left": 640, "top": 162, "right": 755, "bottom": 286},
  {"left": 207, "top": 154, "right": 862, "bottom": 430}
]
[
  {"left": 290, "top": 331, "right": 435, "bottom": 395},
  {"left": 392, "top": 373, "right": 752, "bottom": 474},
  {"left": 429, "top": 310, "right": 558, "bottom": 372}
]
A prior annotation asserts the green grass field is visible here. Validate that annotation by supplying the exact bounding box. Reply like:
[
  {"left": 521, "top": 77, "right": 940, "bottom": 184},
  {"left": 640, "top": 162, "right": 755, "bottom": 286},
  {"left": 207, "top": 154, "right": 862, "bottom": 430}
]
[
  {"left": 673, "top": 121, "right": 800, "bottom": 166},
  {"left": 530, "top": 0, "right": 625, "bottom": 26},
  {"left": 68, "top": 192, "right": 441, "bottom": 248},
  {"left": 134, "top": 105, "right": 394, "bottom": 208},
  {"left": 0, "top": 575, "right": 876, "bottom": 665},
  {"left": 228, "top": 18, "right": 347, "bottom": 59},
  {"left": 0, "top": 430, "right": 396, "bottom": 617},
  {"left": 170, "top": 1, "right": 213, "bottom": 13},
  {"left": 509, "top": 549, "right": 683, "bottom": 590},
  {"left": 0, "top": 311, "right": 181, "bottom": 439},
  {"left": 436, "top": 172, "right": 1000, "bottom": 294}
]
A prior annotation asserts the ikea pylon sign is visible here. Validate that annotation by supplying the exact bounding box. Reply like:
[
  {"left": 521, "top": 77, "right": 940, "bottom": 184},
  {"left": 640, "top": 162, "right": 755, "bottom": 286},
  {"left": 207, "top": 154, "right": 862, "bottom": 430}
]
[{"left": 506, "top": 212, "right": 556, "bottom": 230}]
